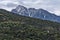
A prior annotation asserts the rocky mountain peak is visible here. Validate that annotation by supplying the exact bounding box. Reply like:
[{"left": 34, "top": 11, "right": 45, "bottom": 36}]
[{"left": 11, "top": 5, "right": 60, "bottom": 22}]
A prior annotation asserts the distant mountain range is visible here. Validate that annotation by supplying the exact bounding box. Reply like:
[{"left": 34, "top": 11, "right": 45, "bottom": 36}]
[{"left": 11, "top": 5, "right": 60, "bottom": 23}]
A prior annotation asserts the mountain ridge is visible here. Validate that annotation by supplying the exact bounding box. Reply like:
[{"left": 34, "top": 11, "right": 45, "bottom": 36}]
[
  {"left": 0, "top": 9, "right": 60, "bottom": 40},
  {"left": 12, "top": 5, "right": 60, "bottom": 23}
]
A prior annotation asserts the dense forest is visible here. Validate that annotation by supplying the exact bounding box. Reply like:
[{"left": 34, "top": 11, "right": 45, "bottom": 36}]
[{"left": 0, "top": 9, "right": 60, "bottom": 40}]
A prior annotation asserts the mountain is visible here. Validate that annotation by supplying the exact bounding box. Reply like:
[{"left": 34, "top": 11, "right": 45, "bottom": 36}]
[
  {"left": 0, "top": 9, "right": 60, "bottom": 40},
  {"left": 12, "top": 5, "right": 60, "bottom": 23}
]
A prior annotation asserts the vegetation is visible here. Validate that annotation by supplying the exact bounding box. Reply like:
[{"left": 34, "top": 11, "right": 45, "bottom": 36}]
[{"left": 0, "top": 9, "right": 60, "bottom": 40}]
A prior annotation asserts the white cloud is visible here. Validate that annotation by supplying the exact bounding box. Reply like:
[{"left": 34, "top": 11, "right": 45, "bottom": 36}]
[{"left": 54, "top": 10, "right": 60, "bottom": 16}]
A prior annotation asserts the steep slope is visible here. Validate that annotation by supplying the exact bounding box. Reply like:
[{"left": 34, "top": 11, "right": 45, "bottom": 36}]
[
  {"left": 12, "top": 5, "right": 60, "bottom": 23},
  {"left": 0, "top": 9, "right": 60, "bottom": 40}
]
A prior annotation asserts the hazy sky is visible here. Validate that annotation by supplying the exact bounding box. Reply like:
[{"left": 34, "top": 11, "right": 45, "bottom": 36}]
[{"left": 0, "top": 0, "right": 60, "bottom": 16}]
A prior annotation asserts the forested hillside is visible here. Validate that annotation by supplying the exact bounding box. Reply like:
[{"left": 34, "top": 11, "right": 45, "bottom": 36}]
[{"left": 0, "top": 9, "right": 60, "bottom": 40}]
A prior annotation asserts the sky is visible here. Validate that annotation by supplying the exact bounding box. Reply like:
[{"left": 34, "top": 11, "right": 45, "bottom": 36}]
[{"left": 0, "top": 0, "right": 60, "bottom": 16}]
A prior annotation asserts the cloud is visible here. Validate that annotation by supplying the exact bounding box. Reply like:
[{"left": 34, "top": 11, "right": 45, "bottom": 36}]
[
  {"left": 0, "top": 0, "right": 60, "bottom": 15},
  {"left": 6, "top": 3, "right": 17, "bottom": 7}
]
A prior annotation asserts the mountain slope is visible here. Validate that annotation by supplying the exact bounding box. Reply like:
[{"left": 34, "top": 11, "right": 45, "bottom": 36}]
[
  {"left": 12, "top": 5, "right": 60, "bottom": 23},
  {"left": 0, "top": 9, "right": 60, "bottom": 40}
]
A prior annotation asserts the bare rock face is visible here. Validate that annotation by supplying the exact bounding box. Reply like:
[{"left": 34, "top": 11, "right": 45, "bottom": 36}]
[{"left": 11, "top": 5, "right": 60, "bottom": 23}]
